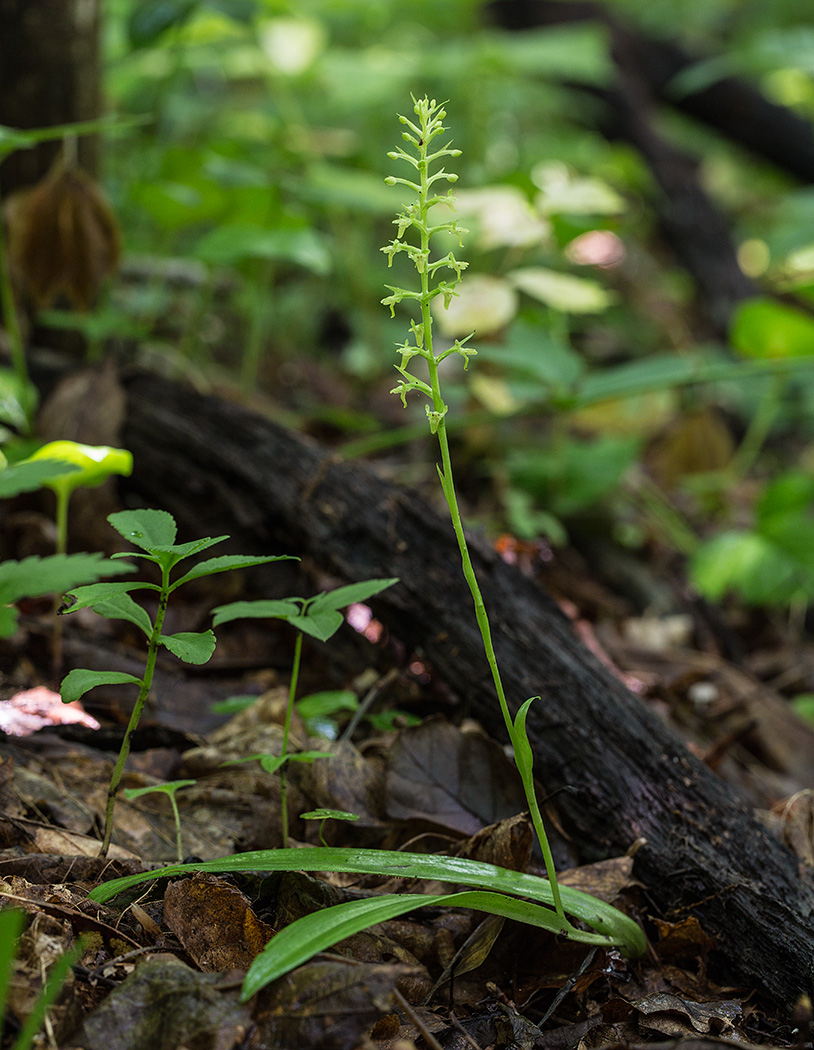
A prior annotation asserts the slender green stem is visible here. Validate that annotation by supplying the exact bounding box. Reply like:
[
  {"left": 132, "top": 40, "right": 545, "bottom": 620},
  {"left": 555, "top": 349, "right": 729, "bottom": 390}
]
[
  {"left": 386, "top": 96, "right": 567, "bottom": 919},
  {"left": 100, "top": 567, "right": 170, "bottom": 857},
  {"left": 168, "top": 791, "right": 184, "bottom": 863},
  {"left": 391, "top": 99, "right": 566, "bottom": 920},
  {"left": 279, "top": 629, "right": 303, "bottom": 845}
]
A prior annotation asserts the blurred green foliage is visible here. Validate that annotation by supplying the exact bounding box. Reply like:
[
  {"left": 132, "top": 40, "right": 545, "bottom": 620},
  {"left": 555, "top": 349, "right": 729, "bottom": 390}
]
[{"left": 83, "top": 0, "right": 814, "bottom": 613}]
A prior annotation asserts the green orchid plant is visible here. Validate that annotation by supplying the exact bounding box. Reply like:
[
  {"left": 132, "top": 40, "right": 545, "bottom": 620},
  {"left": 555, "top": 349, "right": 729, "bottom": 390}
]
[
  {"left": 87, "top": 99, "right": 645, "bottom": 1002},
  {"left": 59, "top": 507, "right": 294, "bottom": 856}
]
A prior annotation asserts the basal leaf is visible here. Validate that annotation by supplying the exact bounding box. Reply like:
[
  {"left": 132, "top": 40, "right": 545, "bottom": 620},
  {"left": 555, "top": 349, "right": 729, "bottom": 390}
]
[
  {"left": 242, "top": 889, "right": 577, "bottom": 999},
  {"left": 160, "top": 629, "right": 216, "bottom": 664},
  {"left": 61, "top": 668, "right": 142, "bottom": 704},
  {"left": 87, "top": 846, "right": 645, "bottom": 956}
]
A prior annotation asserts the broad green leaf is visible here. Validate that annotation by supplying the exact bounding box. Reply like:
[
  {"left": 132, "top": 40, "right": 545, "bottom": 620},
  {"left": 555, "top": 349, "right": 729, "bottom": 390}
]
[
  {"left": 243, "top": 889, "right": 584, "bottom": 999},
  {"left": 89, "top": 593, "right": 154, "bottom": 637},
  {"left": 160, "top": 630, "right": 216, "bottom": 664},
  {"left": 61, "top": 669, "right": 142, "bottom": 704},
  {"left": 287, "top": 608, "right": 343, "bottom": 642},
  {"left": 27, "top": 442, "right": 133, "bottom": 497},
  {"left": 58, "top": 581, "right": 156, "bottom": 613},
  {"left": 308, "top": 578, "right": 398, "bottom": 614},
  {"left": 172, "top": 554, "right": 297, "bottom": 590},
  {"left": 296, "top": 691, "right": 359, "bottom": 719},
  {"left": 689, "top": 531, "right": 805, "bottom": 605},
  {"left": 86, "top": 846, "right": 646, "bottom": 956},
  {"left": 212, "top": 599, "right": 301, "bottom": 627},
  {"left": 0, "top": 459, "right": 78, "bottom": 499},
  {"left": 0, "top": 556, "right": 133, "bottom": 604},
  {"left": 108, "top": 509, "right": 177, "bottom": 550}
]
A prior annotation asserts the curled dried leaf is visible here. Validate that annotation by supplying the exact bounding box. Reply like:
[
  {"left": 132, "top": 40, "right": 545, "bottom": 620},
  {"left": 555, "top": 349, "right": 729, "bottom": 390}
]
[{"left": 5, "top": 157, "right": 120, "bottom": 310}]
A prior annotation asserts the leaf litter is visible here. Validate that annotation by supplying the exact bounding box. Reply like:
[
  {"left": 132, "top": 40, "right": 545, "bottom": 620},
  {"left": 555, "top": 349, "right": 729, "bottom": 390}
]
[{"left": 0, "top": 550, "right": 812, "bottom": 1049}]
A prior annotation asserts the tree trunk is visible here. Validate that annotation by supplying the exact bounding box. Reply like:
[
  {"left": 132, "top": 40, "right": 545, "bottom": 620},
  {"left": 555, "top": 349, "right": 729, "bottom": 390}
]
[
  {"left": 0, "top": 0, "right": 102, "bottom": 194},
  {"left": 118, "top": 372, "right": 814, "bottom": 1013}
]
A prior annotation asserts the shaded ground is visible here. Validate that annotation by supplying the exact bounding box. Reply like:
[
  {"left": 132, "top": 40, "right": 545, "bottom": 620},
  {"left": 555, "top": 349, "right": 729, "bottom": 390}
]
[{"left": 1, "top": 445, "right": 813, "bottom": 1049}]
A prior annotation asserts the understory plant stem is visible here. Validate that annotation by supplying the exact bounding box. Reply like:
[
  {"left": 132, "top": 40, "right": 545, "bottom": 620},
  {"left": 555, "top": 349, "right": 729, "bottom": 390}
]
[
  {"left": 100, "top": 570, "right": 169, "bottom": 857},
  {"left": 383, "top": 96, "right": 566, "bottom": 921}
]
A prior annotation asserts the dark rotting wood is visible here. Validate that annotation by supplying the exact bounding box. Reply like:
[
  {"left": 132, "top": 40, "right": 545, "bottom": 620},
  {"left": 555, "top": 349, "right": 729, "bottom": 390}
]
[{"left": 120, "top": 372, "right": 814, "bottom": 1011}]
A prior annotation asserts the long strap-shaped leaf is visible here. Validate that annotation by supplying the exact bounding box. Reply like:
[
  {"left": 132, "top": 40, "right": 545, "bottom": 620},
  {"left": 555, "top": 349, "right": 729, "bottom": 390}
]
[
  {"left": 88, "top": 846, "right": 644, "bottom": 956},
  {"left": 242, "top": 889, "right": 617, "bottom": 999}
]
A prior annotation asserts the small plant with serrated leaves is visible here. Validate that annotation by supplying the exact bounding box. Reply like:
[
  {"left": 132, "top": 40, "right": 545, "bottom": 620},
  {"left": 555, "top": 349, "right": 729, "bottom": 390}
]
[
  {"left": 213, "top": 578, "right": 397, "bottom": 844},
  {"left": 59, "top": 507, "right": 294, "bottom": 857}
]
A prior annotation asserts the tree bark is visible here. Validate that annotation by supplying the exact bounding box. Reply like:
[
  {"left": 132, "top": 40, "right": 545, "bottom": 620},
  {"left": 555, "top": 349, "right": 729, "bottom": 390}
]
[
  {"left": 0, "top": 0, "right": 102, "bottom": 194},
  {"left": 119, "top": 372, "right": 814, "bottom": 1012}
]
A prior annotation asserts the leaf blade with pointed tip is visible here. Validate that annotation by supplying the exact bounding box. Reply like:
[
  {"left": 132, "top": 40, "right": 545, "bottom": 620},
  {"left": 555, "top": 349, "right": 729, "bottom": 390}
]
[
  {"left": 160, "top": 630, "right": 216, "bottom": 664},
  {"left": 172, "top": 554, "right": 298, "bottom": 591},
  {"left": 61, "top": 668, "right": 142, "bottom": 704}
]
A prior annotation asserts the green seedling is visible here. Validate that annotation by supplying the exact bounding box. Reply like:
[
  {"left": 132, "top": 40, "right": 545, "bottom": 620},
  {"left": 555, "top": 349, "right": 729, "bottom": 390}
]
[
  {"left": 300, "top": 808, "right": 359, "bottom": 847},
  {"left": 59, "top": 507, "right": 294, "bottom": 856},
  {"left": 123, "top": 779, "right": 196, "bottom": 863},
  {"left": 0, "top": 456, "right": 132, "bottom": 638},
  {"left": 88, "top": 99, "right": 645, "bottom": 999},
  {"left": 0, "top": 908, "right": 85, "bottom": 1050},
  {"left": 25, "top": 441, "right": 134, "bottom": 670},
  {"left": 26, "top": 441, "right": 133, "bottom": 556},
  {"left": 213, "top": 577, "right": 398, "bottom": 844}
]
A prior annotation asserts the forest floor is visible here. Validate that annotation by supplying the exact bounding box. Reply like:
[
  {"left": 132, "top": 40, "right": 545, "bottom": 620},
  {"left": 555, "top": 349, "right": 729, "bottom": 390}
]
[{"left": 2, "top": 377, "right": 814, "bottom": 1050}]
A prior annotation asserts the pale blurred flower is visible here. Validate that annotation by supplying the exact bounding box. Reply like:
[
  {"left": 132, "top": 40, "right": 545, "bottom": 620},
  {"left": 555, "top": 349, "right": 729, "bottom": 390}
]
[
  {"left": 441, "top": 186, "right": 549, "bottom": 250},
  {"left": 259, "top": 18, "right": 325, "bottom": 76},
  {"left": 532, "top": 161, "right": 624, "bottom": 216},
  {"left": 432, "top": 274, "right": 518, "bottom": 336}
]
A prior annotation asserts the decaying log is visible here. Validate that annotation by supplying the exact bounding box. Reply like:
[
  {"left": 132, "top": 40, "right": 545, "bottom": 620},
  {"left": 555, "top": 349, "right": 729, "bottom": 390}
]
[{"left": 116, "top": 372, "right": 814, "bottom": 1010}]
